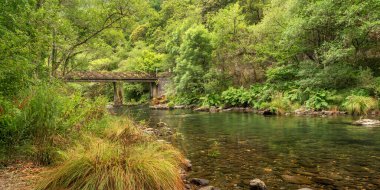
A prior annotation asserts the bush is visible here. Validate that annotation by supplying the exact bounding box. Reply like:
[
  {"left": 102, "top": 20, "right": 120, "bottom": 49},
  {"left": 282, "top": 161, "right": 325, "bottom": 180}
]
[
  {"left": 200, "top": 94, "right": 221, "bottom": 107},
  {"left": 266, "top": 65, "right": 297, "bottom": 90},
  {"left": 375, "top": 77, "right": 380, "bottom": 95},
  {"left": 305, "top": 91, "right": 330, "bottom": 111},
  {"left": 0, "top": 83, "right": 109, "bottom": 165},
  {"left": 221, "top": 87, "right": 252, "bottom": 107},
  {"left": 124, "top": 83, "right": 149, "bottom": 103},
  {"left": 0, "top": 97, "right": 19, "bottom": 146},
  {"left": 342, "top": 95, "right": 378, "bottom": 115},
  {"left": 269, "top": 94, "right": 293, "bottom": 115},
  {"left": 37, "top": 133, "right": 185, "bottom": 190},
  {"left": 249, "top": 84, "right": 273, "bottom": 109}
]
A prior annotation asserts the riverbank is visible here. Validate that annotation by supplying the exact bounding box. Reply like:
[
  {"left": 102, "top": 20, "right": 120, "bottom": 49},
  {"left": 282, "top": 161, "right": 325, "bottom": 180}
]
[
  {"left": 0, "top": 161, "right": 46, "bottom": 190},
  {"left": 150, "top": 104, "right": 380, "bottom": 117}
]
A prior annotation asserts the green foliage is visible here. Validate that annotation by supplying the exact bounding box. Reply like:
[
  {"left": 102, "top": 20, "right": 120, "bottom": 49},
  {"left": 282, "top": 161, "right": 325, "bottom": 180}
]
[
  {"left": 305, "top": 91, "right": 330, "bottom": 111},
  {"left": 172, "top": 24, "right": 213, "bottom": 103},
  {"left": 130, "top": 25, "right": 149, "bottom": 43},
  {"left": 200, "top": 94, "right": 222, "bottom": 107},
  {"left": 123, "top": 83, "right": 149, "bottom": 104},
  {"left": 342, "top": 95, "right": 378, "bottom": 115},
  {"left": 221, "top": 87, "right": 251, "bottom": 107},
  {"left": 167, "top": 101, "right": 175, "bottom": 108},
  {"left": 203, "top": 70, "right": 231, "bottom": 95},
  {"left": 266, "top": 65, "right": 297, "bottom": 90},
  {"left": 0, "top": 83, "right": 108, "bottom": 164},
  {"left": 207, "top": 141, "right": 221, "bottom": 158},
  {"left": 375, "top": 77, "right": 380, "bottom": 95},
  {"left": 248, "top": 85, "right": 274, "bottom": 109},
  {"left": 269, "top": 94, "right": 293, "bottom": 115},
  {"left": 119, "top": 42, "right": 166, "bottom": 74}
]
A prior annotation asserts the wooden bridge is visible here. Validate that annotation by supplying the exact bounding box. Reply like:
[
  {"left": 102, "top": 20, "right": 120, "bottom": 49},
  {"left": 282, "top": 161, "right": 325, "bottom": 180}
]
[{"left": 64, "top": 71, "right": 164, "bottom": 106}]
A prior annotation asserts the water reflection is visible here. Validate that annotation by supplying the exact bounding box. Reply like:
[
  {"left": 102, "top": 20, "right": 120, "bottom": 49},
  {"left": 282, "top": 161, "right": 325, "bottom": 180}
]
[{"left": 117, "top": 107, "right": 380, "bottom": 190}]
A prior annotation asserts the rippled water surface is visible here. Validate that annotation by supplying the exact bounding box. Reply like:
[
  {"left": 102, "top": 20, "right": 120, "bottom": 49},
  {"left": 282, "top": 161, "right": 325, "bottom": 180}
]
[{"left": 119, "top": 107, "right": 380, "bottom": 190}]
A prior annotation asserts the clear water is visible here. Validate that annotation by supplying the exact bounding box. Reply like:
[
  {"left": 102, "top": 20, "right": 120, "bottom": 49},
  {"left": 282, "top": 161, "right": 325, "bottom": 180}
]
[{"left": 118, "top": 107, "right": 380, "bottom": 190}]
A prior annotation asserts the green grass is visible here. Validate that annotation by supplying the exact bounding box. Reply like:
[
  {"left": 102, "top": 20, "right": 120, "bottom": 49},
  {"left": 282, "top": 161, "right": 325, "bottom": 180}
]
[
  {"left": 269, "top": 93, "right": 293, "bottom": 115},
  {"left": 342, "top": 95, "right": 378, "bottom": 115}
]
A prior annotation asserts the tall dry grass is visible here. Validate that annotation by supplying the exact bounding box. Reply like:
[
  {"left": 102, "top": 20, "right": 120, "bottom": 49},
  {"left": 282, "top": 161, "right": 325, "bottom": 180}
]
[
  {"left": 37, "top": 120, "right": 186, "bottom": 190},
  {"left": 342, "top": 95, "right": 378, "bottom": 115}
]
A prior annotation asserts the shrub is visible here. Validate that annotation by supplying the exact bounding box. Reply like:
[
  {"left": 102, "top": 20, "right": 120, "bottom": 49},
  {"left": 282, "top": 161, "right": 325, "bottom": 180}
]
[
  {"left": 375, "top": 77, "right": 380, "bottom": 95},
  {"left": 342, "top": 95, "right": 378, "bottom": 115},
  {"left": 266, "top": 65, "right": 297, "bottom": 90},
  {"left": 0, "top": 83, "right": 109, "bottom": 165},
  {"left": 221, "top": 87, "right": 251, "bottom": 107},
  {"left": 284, "top": 88, "right": 307, "bottom": 103},
  {"left": 249, "top": 85, "right": 273, "bottom": 109},
  {"left": 305, "top": 91, "right": 330, "bottom": 111},
  {"left": 0, "top": 97, "right": 19, "bottom": 146},
  {"left": 167, "top": 101, "right": 175, "bottom": 108},
  {"left": 37, "top": 137, "right": 185, "bottom": 190},
  {"left": 199, "top": 94, "right": 221, "bottom": 107},
  {"left": 269, "top": 94, "right": 293, "bottom": 115}
]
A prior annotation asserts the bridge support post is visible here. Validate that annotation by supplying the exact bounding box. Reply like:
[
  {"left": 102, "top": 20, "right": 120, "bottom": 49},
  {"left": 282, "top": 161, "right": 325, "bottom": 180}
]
[
  {"left": 113, "top": 82, "right": 124, "bottom": 106},
  {"left": 150, "top": 82, "right": 159, "bottom": 99}
]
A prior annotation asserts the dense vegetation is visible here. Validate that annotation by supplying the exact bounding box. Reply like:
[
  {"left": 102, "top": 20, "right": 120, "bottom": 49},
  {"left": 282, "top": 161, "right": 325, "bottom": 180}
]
[
  {"left": 0, "top": 0, "right": 187, "bottom": 188},
  {"left": 0, "top": 0, "right": 379, "bottom": 188},
  {"left": 2, "top": 0, "right": 379, "bottom": 112},
  {"left": 0, "top": 0, "right": 380, "bottom": 189}
]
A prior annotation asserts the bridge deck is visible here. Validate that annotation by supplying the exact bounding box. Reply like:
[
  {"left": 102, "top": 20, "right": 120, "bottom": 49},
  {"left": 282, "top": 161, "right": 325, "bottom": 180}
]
[{"left": 64, "top": 71, "right": 158, "bottom": 82}]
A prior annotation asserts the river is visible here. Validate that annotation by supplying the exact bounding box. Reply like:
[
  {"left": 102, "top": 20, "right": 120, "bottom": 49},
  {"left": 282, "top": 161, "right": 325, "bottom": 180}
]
[{"left": 117, "top": 106, "right": 380, "bottom": 190}]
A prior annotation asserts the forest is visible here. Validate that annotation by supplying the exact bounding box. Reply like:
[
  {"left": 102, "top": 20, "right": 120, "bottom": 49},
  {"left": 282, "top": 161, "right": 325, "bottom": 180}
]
[{"left": 0, "top": 0, "right": 380, "bottom": 189}]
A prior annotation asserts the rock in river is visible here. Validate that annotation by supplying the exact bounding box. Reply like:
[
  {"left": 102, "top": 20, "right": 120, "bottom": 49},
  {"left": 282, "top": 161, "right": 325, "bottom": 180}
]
[
  {"left": 156, "top": 121, "right": 168, "bottom": 128},
  {"left": 249, "top": 178, "right": 267, "bottom": 190},
  {"left": 281, "top": 175, "right": 312, "bottom": 185},
  {"left": 312, "top": 177, "right": 334, "bottom": 185},
  {"left": 183, "top": 159, "right": 192, "bottom": 171},
  {"left": 198, "top": 186, "right": 220, "bottom": 190},
  {"left": 190, "top": 178, "right": 209, "bottom": 186},
  {"left": 352, "top": 119, "right": 380, "bottom": 126}
]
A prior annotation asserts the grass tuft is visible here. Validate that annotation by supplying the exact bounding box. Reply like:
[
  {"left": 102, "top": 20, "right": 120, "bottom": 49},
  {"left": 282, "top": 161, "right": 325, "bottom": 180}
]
[
  {"left": 37, "top": 122, "right": 186, "bottom": 190},
  {"left": 342, "top": 95, "right": 378, "bottom": 115},
  {"left": 104, "top": 118, "right": 152, "bottom": 145}
]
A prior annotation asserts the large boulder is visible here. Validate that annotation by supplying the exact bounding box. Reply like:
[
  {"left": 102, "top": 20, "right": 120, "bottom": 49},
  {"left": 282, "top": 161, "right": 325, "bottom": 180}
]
[{"left": 249, "top": 179, "right": 267, "bottom": 190}]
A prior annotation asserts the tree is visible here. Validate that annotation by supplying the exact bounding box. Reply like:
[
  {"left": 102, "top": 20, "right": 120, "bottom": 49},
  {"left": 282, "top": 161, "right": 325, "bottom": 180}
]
[
  {"left": 118, "top": 42, "right": 166, "bottom": 74},
  {"left": 210, "top": 3, "right": 265, "bottom": 86},
  {"left": 172, "top": 25, "right": 213, "bottom": 103}
]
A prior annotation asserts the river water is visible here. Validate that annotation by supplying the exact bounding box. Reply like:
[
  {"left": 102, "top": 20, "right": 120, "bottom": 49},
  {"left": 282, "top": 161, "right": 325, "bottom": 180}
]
[{"left": 119, "top": 106, "right": 380, "bottom": 190}]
